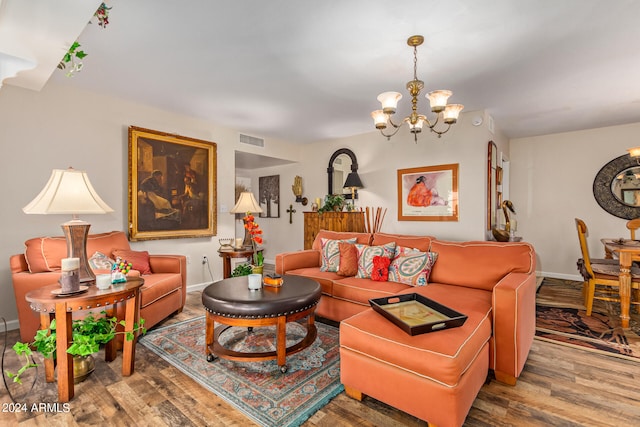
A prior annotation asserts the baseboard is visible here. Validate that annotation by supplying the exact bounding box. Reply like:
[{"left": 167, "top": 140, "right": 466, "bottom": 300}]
[
  {"left": 0, "top": 318, "right": 20, "bottom": 332},
  {"left": 538, "top": 271, "right": 582, "bottom": 281},
  {"left": 187, "top": 282, "right": 211, "bottom": 292}
]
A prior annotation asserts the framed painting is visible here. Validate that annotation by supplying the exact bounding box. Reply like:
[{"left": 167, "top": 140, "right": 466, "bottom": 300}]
[
  {"left": 258, "top": 175, "right": 280, "bottom": 218},
  {"left": 128, "top": 126, "right": 217, "bottom": 241},
  {"left": 397, "top": 163, "right": 459, "bottom": 221}
]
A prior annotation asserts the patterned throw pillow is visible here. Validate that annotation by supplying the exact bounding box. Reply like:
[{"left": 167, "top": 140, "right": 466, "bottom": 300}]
[
  {"left": 355, "top": 242, "right": 396, "bottom": 278},
  {"left": 388, "top": 250, "right": 438, "bottom": 286},
  {"left": 112, "top": 249, "right": 152, "bottom": 275},
  {"left": 88, "top": 251, "right": 116, "bottom": 270},
  {"left": 371, "top": 255, "right": 391, "bottom": 281},
  {"left": 320, "top": 238, "right": 357, "bottom": 272},
  {"left": 337, "top": 242, "right": 358, "bottom": 276}
]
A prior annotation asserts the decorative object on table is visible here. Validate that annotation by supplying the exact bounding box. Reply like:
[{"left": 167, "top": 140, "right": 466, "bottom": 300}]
[
  {"left": 397, "top": 164, "right": 459, "bottom": 221},
  {"left": 111, "top": 258, "right": 132, "bottom": 284},
  {"left": 95, "top": 274, "right": 112, "bottom": 290},
  {"left": 292, "top": 176, "right": 308, "bottom": 205},
  {"left": 370, "top": 35, "right": 463, "bottom": 143},
  {"left": 263, "top": 274, "right": 283, "bottom": 287},
  {"left": 258, "top": 175, "right": 280, "bottom": 218},
  {"left": 343, "top": 171, "right": 364, "bottom": 208},
  {"left": 247, "top": 273, "right": 263, "bottom": 291},
  {"left": 364, "top": 206, "right": 388, "bottom": 233},
  {"left": 311, "top": 202, "right": 318, "bottom": 212},
  {"left": 59, "top": 257, "right": 80, "bottom": 293},
  {"left": 230, "top": 192, "right": 263, "bottom": 247},
  {"left": 218, "top": 238, "right": 233, "bottom": 249},
  {"left": 22, "top": 167, "right": 114, "bottom": 284},
  {"left": 128, "top": 126, "right": 217, "bottom": 241},
  {"left": 234, "top": 237, "right": 244, "bottom": 249},
  {"left": 318, "top": 194, "right": 345, "bottom": 213},
  {"left": 286, "top": 204, "right": 296, "bottom": 224},
  {"left": 243, "top": 212, "right": 264, "bottom": 273},
  {"left": 492, "top": 200, "right": 515, "bottom": 242},
  {"left": 7, "top": 311, "right": 146, "bottom": 385}
]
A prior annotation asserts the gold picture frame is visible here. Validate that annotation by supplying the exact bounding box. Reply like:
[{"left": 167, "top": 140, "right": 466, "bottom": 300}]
[
  {"left": 397, "top": 163, "right": 459, "bottom": 221},
  {"left": 128, "top": 126, "right": 217, "bottom": 241}
]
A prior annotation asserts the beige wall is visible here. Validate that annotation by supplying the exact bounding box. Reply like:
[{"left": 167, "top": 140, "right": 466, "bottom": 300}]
[{"left": 510, "top": 122, "right": 640, "bottom": 279}]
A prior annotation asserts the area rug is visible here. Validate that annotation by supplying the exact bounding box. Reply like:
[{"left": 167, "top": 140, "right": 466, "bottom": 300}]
[
  {"left": 139, "top": 316, "right": 343, "bottom": 427},
  {"left": 535, "top": 277, "right": 640, "bottom": 361}
]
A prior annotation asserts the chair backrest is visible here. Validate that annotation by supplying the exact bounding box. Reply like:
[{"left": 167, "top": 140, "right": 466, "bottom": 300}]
[
  {"left": 575, "top": 218, "right": 595, "bottom": 276},
  {"left": 627, "top": 218, "right": 640, "bottom": 240}
]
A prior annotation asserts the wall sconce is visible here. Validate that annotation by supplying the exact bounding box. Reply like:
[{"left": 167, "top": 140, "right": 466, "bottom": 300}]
[{"left": 292, "top": 175, "right": 308, "bottom": 205}]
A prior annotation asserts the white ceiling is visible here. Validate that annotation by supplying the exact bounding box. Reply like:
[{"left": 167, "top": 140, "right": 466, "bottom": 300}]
[{"left": 4, "top": 0, "right": 640, "bottom": 143}]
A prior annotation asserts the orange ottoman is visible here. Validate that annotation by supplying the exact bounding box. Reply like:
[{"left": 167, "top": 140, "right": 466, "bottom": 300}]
[{"left": 339, "top": 284, "right": 492, "bottom": 427}]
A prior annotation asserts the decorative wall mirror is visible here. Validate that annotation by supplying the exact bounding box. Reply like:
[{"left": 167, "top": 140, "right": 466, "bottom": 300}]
[
  {"left": 593, "top": 154, "right": 640, "bottom": 219},
  {"left": 327, "top": 148, "right": 358, "bottom": 199},
  {"left": 487, "top": 141, "right": 501, "bottom": 230}
]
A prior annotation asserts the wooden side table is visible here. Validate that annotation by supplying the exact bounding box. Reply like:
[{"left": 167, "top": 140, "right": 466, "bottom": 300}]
[
  {"left": 218, "top": 247, "right": 263, "bottom": 278},
  {"left": 25, "top": 278, "right": 144, "bottom": 402}
]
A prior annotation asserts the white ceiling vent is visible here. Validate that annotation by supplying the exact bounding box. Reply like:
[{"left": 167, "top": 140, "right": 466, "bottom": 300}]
[{"left": 239, "top": 133, "right": 264, "bottom": 148}]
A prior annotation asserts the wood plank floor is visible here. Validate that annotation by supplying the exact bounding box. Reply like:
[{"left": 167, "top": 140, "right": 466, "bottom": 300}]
[{"left": 2, "top": 286, "right": 639, "bottom": 426}]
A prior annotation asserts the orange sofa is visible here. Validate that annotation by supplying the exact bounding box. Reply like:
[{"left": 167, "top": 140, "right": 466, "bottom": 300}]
[
  {"left": 10, "top": 231, "right": 187, "bottom": 343},
  {"left": 276, "top": 230, "right": 537, "bottom": 427}
]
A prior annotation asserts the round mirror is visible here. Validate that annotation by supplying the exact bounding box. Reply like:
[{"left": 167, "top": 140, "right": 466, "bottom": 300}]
[
  {"left": 327, "top": 148, "right": 358, "bottom": 199},
  {"left": 593, "top": 154, "right": 640, "bottom": 219}
]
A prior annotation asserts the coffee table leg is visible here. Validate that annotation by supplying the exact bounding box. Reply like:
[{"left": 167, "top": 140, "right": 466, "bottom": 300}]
[
  {"left": 276, "top": 316, "right": 287, "bottom": 372},
  {"left": 205, "top": 312, "right": 217, "bottom": 362}
]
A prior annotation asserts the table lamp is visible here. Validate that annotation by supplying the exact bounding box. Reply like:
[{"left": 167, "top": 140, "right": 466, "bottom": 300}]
[
  {"left": 230, "top": 192, "right": 263, "bottom": 247},
  {"left": 23, "top": 167, "right": 114, "bottom": 283},
  {"left": 343, "top": 171, "right": 364, "bottom": 204}
]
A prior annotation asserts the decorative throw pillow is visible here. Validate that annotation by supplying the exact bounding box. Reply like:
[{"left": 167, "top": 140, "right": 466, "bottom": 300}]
[
  {"left": 320, "top": 238, "right": 357, "bottom": 272},
  {"left": 112, "top": 249, "right": 152, "bottom": 275},
  {"left": 337, "top": 242, "right": 358, "bottom": 276},
  {"left": 371, "top": 255, "right": 391, "bottom": 281},
  {"left": 88, "top": 251, "right": 116, "bottom": 270},
  {"left": 355, "top": 242, "right": 396, "bottom": 278},
  {"left": 388, "top": 251, "right": 438, "bottom": 286}
]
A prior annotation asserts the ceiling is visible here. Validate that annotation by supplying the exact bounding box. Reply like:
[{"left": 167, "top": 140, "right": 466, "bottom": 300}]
[{"left": 4, "top": 0, "right": 640, "bottom": 143}]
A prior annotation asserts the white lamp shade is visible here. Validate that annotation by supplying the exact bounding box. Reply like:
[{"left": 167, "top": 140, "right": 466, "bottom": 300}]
[
  {"left": 426, "top": 90, "right": 452, "bottom": 113},
  {"left": 371, "top": 110, "right": 388, "bottom": 129},
  {"left": 443, "top": 104, "right": 464, "bottom": 124},
  {"left": 377, "top": 92, "right": 402, "bottom": 114},
  {"left": 230, "top": 192, "right": 263, "bottom": 214},
  {"left": 23, "top": 168, "right": 113, "bottom": 215},
  {"left": 409, "top": 116, "right": 426, "bottom": 132}
]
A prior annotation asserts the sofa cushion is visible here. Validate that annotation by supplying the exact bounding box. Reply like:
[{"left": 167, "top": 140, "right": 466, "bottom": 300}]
[
  {"left": 112, "top": 249, "right": 152, "bottom": 275},
  {"left": 24, "top": 231, "right": 130, "bottom": 273},
  {"left": 88, "top": 251, "right": 116, "bottom": 270},
  {"left": 371, "top": 256, "right": 391, "bottom": 281},
  {"left": 337, "top": 242, "right": 358, "bottom": 276},
  {"left": 430, "top": 241, "right": 535, "bottom": 291},
  {"left": 388, "top": 250, "right": 438, "bottom": 287},
  {"left": 372, "top": 232, "right": 434, "bottom": 252},
  {"left": 320, "top": 238, "right": 357, "bottom": 272},
  {"left": 312, "top": 230, "right": 372, "bottom": 251},
  {"left": 332, "top": 276, "right": 409, "bottom": 305},
  {"left": 340, "top": 283, "right": 492, "bottom": 387},
  {"left": 355, "top": 242, "right": 396, "bottom": 278}
]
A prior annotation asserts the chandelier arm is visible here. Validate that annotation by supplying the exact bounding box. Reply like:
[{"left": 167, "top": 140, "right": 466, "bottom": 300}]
[
  {"left": 430, "top": 123, "right": 452, "bottom": 138},
  {"left": 379, "top": 126, "right": 402, "bottom": 140},
  {"left": 387, "top": 115, "right": 404, "bottom": 129}
]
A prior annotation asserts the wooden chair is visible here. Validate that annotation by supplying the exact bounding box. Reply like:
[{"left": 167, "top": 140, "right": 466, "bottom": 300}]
[
  {"left": 575, "top": 218, "right": 640, "bottom": 315},
  {"left": 627, "top": 218, "right": 640, "bottom": 240}
]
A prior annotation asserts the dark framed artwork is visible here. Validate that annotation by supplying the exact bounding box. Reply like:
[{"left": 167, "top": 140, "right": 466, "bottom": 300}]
[
  {"left": 258, "top": 175, "right": 280, "bottom": 218},
  {"left": 128, "top": 126, "right": 217, "bottom": 241},
  {"left": 397, "top": 163, "right": 459, "bottom": 221}
]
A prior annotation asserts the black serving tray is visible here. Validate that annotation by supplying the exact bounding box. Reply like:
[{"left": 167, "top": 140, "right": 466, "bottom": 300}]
[{"left": 369, "top": 293, "right": 467, "bottom": 336}]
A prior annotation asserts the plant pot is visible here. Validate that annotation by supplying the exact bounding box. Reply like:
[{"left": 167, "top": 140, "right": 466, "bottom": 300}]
[
  {"left": 251, "top": 265, "right": 263, "bottom": 275},
  {"left": 73, "top": 354, "right": 95, "bottom": 384}
]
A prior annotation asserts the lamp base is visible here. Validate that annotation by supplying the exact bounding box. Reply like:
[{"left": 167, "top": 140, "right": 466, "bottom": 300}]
[{"left": 61, "top": 220, "right": 95, "bottom": 283}]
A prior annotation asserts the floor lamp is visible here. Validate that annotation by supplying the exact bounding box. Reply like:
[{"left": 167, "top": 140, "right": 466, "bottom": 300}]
[
  {"left": 230, "top": 192, "right": 263, "bottom": 248},
  {"left": 23, "top": 168, "right": 114, "bottom": 283}
]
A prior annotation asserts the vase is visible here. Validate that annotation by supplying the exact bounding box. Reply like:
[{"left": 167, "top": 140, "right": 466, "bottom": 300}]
[
  {"left": 73, "top": 354, "right": 95, "bottom": 384},
  {"left": 252, "top": 265, "right": 263, "bottom": 275}
]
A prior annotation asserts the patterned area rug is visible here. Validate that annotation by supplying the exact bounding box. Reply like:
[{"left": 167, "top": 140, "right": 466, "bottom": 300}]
[
  {"left": 536, "top": 277, "right": 640, "bottom": 361},
  {"left": 139, "top": 316, "right": 343, "bottom": 427}
]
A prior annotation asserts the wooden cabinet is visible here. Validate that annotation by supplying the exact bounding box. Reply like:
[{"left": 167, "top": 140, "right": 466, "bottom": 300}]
[{"left": 303, "top": 211, "right": 366, "bottom": 249}]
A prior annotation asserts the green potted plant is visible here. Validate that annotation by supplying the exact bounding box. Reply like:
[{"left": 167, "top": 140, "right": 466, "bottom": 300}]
[
  {"left": 7, "top": 311, "right": 145, "bottom": 384},
  {"left": 231, "top": 263, "right": 253, "bottom": 277},
  {"left": 318, "top": 194, "right": 345, "bottom": 213}
]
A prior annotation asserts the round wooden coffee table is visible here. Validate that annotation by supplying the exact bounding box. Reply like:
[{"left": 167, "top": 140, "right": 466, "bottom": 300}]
[{"left": 201, "top": 275, "right": 321, "bottom": 372}]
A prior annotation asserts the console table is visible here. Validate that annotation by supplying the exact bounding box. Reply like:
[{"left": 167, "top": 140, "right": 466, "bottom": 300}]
[
  {"left": 303, "top": 211, "right": 365, "bottom": 249},
  {"left": 218, "top": 247, "right": 263, "bottom": 278}
]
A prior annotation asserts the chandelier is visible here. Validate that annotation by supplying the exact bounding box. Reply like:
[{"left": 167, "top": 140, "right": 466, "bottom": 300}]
[{"left": 371, "top": 35, "right": 464, "bottom": 142}]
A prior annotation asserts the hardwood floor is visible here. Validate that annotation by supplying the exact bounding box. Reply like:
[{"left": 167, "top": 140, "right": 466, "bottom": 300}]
[{"left": 2, "top": 286, "right": 639, "bottom": 426}]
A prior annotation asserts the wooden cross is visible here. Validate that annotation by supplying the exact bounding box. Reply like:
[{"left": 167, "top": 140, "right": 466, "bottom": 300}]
[{"left": 286, "top": 204, "right": 296, "bottom": 224}]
